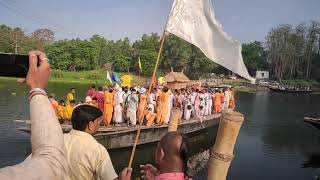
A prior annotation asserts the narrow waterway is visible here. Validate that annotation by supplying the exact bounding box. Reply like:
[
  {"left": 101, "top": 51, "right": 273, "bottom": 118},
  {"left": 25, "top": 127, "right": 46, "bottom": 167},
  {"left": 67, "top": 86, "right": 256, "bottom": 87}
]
[{"left": 0, "top": 79, "right": 319, "bottom": 179}]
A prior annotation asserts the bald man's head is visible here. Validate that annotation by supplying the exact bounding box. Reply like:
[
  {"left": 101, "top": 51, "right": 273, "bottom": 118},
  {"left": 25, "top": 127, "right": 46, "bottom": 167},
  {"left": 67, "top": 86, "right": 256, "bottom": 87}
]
[{"left": 156, "top": 132, "right": 189, "bottom": 174}]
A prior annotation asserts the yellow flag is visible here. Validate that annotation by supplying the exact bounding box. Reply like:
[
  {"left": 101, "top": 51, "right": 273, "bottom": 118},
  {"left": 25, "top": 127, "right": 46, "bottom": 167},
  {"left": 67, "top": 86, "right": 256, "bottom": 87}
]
[{"left": 138, "top": 57, "right": 142, "bottom": 72}]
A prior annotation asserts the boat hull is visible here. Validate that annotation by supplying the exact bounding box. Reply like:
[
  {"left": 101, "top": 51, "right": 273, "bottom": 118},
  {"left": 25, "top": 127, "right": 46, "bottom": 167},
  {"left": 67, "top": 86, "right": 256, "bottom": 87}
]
[
  {"left": 17, "top": 114, "right": 221, "bottom": 149},
  {"left": 304, "top": 117, "right": 320, "bottom": 130},
  {"left": 269, "top": 87, "right": 312, "bottom": 94}
]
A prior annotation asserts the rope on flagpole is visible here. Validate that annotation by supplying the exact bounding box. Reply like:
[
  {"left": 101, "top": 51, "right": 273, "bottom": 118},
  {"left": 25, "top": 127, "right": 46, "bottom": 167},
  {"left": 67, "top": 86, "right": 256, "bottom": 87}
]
[{"left": 128, "top": 31, "right": 167, "bottom": 168}]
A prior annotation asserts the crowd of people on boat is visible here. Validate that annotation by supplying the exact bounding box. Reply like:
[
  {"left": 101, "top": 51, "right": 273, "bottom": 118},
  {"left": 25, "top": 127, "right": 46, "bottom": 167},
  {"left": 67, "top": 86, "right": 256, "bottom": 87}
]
[
  {"left": 0, "top": 51, "right": 195, "bottom": 180},
  {"left": 49, "top": 84, "right": 236, "bottom": 126}
]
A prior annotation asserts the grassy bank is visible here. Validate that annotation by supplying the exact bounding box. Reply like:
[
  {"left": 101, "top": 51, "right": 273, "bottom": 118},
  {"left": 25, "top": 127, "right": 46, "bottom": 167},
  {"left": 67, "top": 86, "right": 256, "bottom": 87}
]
[
  {"left": 51, "top": 69, "right": 110, "bottom": 84},
  {"left": 0, "top": 69, "right": 149, "bottom": 85}
]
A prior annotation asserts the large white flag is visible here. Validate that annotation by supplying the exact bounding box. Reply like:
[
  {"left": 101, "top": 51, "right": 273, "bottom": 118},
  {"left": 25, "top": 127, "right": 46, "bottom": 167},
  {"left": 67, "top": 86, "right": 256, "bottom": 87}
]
[{"left": 166, "top": 0, "right": 255, "bottom": 82}]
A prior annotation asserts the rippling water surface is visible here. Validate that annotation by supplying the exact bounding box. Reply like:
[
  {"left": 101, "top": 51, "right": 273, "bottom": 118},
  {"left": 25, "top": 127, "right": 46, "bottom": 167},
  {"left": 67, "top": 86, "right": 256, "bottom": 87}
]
[{"left": 0, "top": 79, "right": 319, "bottom": 179}]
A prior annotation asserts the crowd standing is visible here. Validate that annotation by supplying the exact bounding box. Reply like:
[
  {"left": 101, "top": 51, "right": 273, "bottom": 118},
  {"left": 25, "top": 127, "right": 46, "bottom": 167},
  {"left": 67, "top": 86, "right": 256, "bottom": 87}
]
[
  {"left": 50, "top": 83, "right": 236, "bottom": 126},
  {"left": 0, "top": 51, "right": 236, "bottom": 180}
]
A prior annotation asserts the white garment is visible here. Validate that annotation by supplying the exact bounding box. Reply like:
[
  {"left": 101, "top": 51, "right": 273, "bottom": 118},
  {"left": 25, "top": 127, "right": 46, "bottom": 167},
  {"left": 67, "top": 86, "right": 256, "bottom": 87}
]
[
  {"left": 204, "top": 93, "right": 209, "bottom": 116},
  {"left": 113, "top": 93, "right": 123, "bottom": 123},
  {"left": 129, "top": 109, "right": 137, "bottom": 126},
  {"left": 148, "top": 93, "right": 156, "bottom": 112},
  {"left": 0, "top": 95, "right": 67, "bottom": 180},
  {"left": 166, "top": 0, "right": 255, "bottom": 83},
  {"left": 165, "top": 94, "right": 174, "bottom": 124},
  {"left": 224, "top": 90, "right": 230, "bottom": 109},
  {"left": 199, "top": 93, "right": 206, "bottom": 116},
  {"left": 184, "top": 97, "right": 192, "bottom": 120},
  {"left": 207, "top": 93, "right": 213, "bottom": 115}
]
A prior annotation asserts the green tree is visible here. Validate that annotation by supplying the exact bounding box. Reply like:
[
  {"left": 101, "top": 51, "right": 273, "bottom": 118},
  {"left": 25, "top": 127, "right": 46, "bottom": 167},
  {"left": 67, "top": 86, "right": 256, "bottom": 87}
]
[{"left": 242, "top": 41, "right": 268, "bottom": 75}]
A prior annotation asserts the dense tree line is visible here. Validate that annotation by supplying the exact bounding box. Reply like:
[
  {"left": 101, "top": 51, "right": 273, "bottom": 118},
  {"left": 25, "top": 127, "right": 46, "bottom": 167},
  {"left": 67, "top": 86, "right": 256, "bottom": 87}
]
[
  {"left": 1, "top": 22, "right": 320, "bottom": 81},
  {"left": 266, "top": 21, "right": 320, "bottom": 81}
]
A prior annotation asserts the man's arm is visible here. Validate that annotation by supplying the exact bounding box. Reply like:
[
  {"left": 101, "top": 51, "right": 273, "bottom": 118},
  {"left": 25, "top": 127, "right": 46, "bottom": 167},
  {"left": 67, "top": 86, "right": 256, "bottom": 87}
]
[{"left": 0, "top": 51, "right": 67, "bottom": 180}]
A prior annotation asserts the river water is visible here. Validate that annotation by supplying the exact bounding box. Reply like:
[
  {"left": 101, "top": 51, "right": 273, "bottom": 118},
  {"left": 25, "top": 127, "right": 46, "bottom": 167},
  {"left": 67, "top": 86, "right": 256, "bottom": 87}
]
[{"left": 0, "top": 78, "right": 319, "bottom": 179}]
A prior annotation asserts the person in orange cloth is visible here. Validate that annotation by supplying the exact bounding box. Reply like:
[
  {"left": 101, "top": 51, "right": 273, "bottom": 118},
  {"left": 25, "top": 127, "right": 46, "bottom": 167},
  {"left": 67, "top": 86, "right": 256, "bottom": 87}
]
[
  {"left": 229, "top": 87, "right": 235, "bottom": 109},
  {"left": 137, "top": 88, "right": 147, "bottom": 124},
  {"left": 156, "top": 86, "right": 170, "bottom": 125},
  {"left": 103, "top": 87, "right": 114, "bottom": 126},
  {"left": 49, "top": 93, "right": 58, "bottom": 111},
  {"left": 145, "top": 108, "right": 157, "bottom": 127},
  {"left": 56, "top": 100, "right": 65, "bottom": 123},
  {"left": 220, "top": 89, "right": 225, "bottom": 110},
  {"left": 63, "top": 100, "right": 75, "bottom": 122},
  {"left": 213, "top": 89, "right": 222, "bottom": 113}
]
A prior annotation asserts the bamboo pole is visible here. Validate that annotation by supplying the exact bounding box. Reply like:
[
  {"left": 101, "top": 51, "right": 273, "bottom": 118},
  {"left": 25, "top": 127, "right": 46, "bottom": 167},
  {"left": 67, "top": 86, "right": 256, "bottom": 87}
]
[
  {"left": 207, "top": 109, "right": 244, "bottom": 180},
  {"left": 128, "top": 31, "right": 167, "bottom": 168},
  {"left": 168, "top": 107, "right": 181, "bottom": 132}
]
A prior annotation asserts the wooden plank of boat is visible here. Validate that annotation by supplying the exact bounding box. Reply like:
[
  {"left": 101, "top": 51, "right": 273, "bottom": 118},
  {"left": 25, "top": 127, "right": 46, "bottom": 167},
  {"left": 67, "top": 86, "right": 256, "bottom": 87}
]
[
  {"left": 95, "top": 114, "right": 221, "bottom": 149},
  {"left": 304, "top": 117, "right": 320, "bottom": 130},
  {"left": 16, "top": 113, "right": 221, "bottom": 149}
]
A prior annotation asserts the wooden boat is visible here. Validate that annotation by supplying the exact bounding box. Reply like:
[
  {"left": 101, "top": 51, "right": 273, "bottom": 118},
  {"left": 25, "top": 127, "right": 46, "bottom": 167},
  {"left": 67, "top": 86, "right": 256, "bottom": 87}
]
[
  {"left": 269, "top": 87, "right": 312, "bottom": 94},
  {"left": 17, "top": 114, "right": 221, "bottom": 149},
  {"left": 304, "top": 117, "right": 320, "bottom": 130}
]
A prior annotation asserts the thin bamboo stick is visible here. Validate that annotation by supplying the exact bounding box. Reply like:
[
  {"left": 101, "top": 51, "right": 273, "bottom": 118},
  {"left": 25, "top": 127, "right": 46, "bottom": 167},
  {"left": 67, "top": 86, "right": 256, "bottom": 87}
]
[{"left": 128, "top": 31, "right": 167, "bottom": 168}]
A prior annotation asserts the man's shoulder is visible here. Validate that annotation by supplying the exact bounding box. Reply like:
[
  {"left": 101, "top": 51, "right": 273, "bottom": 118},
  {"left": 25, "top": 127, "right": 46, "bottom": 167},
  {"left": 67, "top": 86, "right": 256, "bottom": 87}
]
[{"left": 64, "top": 130, "right": 101, "bottom": 148}]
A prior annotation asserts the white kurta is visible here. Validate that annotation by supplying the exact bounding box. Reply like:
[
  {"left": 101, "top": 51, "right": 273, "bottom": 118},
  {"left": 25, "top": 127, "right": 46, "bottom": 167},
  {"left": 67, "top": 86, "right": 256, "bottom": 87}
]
[
  {"left": 224, "top": 90, "right": 230, "bottom": 110},
  {"left": 148, "top": 93, "right": 156, "bottom": 113},
  {"left": 113, "top": 93, "right": 123, "bottom": 123},
  {"left": 207, "top": 93, "right": 213, "bottom": 115},
  {"left": 184, "top": 96, "right": 192, "bottom": 120},
  {"left": 199, "top": 93, "right": 206, "bottom": 116}
]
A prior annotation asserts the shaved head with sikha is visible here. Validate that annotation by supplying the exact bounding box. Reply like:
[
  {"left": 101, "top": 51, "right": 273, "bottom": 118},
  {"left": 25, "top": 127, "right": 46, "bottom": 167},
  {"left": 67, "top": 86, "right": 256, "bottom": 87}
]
[{"left": 156, "top": 132, "right": 189, "bottom": 175}]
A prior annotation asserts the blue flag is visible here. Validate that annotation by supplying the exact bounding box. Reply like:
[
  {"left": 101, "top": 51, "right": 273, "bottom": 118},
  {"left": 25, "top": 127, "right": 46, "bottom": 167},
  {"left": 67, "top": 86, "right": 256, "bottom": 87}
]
[{"left": 112, "top": 72, "right": 121, "bottom": 84}]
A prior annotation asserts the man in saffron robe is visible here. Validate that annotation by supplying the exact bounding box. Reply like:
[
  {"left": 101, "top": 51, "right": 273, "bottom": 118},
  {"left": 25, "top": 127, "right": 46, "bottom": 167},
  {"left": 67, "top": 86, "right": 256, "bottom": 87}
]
[
  {"left": 214, "top": 90, "right": 222, "bottom": 113},
  {"left": 145, "top": 108, "right": 157, "bottom": 127},
  {"left": 137, "top": 88, "right": 147, "bottom": 124},
  {"left": 156, "top": 86, "right": 170, "bottom": 125},
  {"left": 103, "top": 87, "right": 114, "bottom": 126},
  {"left": 66, "top": 88, "right": 75, "bottom": 106},
  {"left": 229, "top": 87, "right": 235, "bottom": 109},
  {"left": 49, "top": 93, "right": 58, "bottom": 111},
  {"left": 56, "top": 100, "right": 65, "bottom": 123}
]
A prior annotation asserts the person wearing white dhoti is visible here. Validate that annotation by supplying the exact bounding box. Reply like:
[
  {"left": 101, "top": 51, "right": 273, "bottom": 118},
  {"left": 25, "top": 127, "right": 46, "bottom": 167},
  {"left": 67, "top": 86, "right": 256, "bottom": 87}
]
[
  {"left": 113, "top": 87, "right": 124, "bottom": 124},
  {"left": 223, "top": 88, "right": 230, "bottom": 110},
  {"left": 192, "top": 89, "right": 200, "bottom": 117},
  {"left": 204, "top": 90, "right": 209, "bottom": 116},
  {"left": 127, "top": 88, "right": 138, "bottom": 126},
  {"left": 122, "top": 88, "right": 130, "bottom": 123},
  {"left": 165, "top": 91, "right": 174, "bottom": 124},
  {"left": 148, "top": 90, "right": 157, "bottom": 113},
  {"left": 199, "top": 91, "right": 206, "bottom": 116},
  {"left": 207, "top": 90, "right": 213, "bottom": 115},
  {"left": 184, "top": 94, "right": 192, "bottom": 121}
]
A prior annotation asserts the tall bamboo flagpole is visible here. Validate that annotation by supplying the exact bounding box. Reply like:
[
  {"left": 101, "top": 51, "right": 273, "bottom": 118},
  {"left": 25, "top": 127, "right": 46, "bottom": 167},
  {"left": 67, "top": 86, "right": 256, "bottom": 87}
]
[{"left": 128, "top": 30, "right": 167, "bottom": 168}]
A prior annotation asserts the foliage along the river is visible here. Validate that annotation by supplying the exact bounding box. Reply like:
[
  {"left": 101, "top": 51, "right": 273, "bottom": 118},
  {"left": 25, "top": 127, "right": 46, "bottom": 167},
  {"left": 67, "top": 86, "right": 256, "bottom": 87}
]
[{"left": 0, "top": 21, "right": 320, "bottom": 81}]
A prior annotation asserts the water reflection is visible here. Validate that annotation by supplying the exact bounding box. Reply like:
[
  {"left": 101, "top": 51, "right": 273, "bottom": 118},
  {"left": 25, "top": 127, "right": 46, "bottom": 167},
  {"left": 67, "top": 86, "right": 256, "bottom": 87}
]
[{"left": 303, "top": 152, "right": 320, "bottom": 169}]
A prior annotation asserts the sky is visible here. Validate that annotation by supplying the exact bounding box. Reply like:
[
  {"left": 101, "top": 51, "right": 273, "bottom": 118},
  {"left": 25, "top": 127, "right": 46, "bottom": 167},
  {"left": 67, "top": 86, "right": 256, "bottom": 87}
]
[{"left": 0, "top": 0, "right": 319, "bottom": 43}]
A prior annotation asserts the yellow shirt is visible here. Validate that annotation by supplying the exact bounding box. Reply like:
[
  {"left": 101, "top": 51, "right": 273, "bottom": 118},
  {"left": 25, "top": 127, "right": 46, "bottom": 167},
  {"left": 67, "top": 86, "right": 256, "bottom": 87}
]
[
  {"left": 64, "top": 130, "right": 117, "bottom": 180},
  {"left": 63, "top": 104, "right": 74, "bottom": 121},
  {"left": 66, "top": 92, "right": 74, "bottom": 105},
  {"left": 55, "top": 105, "right": 65, "bottom": 120}
]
